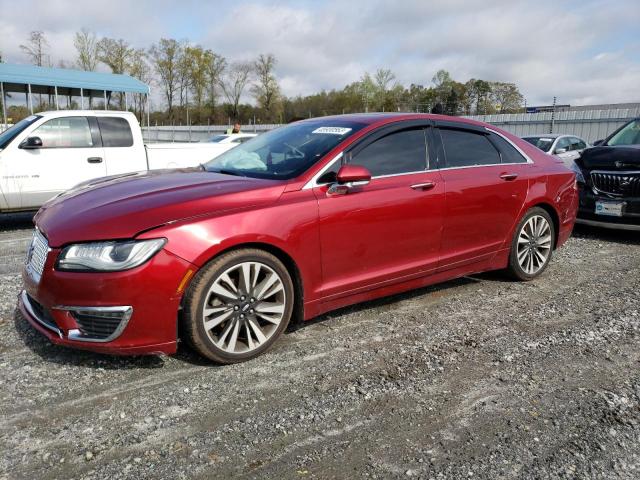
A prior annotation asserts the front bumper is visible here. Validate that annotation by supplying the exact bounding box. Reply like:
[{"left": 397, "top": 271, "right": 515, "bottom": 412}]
[
  {"left": 19, "top": 247, "right": 195, "bottom": 356},
  {"left": 576, "top": 184, "right": 640, "bottom": 231}
]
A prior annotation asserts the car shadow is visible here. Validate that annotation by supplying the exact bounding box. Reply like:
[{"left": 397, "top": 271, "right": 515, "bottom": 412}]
[
  {"left": 287, "top": 275, "right": 482, "bottom": 333},
  {"left": 572, "top": 224, "right": 639, "bottom": 245},
  {"left": 13, "top": 309, "right": 167, "bottom": 370},
  {"left": 0, "top": 212, "right": 36, "bottom": 232}
]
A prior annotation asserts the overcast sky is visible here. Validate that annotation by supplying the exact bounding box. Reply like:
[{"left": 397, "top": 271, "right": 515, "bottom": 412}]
[{"left": 0, "top": 0, "right": 638, "bottom": 107}]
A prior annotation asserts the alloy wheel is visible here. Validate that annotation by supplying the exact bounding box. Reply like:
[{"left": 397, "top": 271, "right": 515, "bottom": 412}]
[
  {"left": 202, "top": 261, "right": 286, "bottom": 354},
  {"left": 516, "top": 215, "right": 552, "bottom": 275}
]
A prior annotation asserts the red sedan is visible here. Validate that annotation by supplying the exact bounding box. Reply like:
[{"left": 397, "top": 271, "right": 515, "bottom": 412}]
[{"left": 19, "top": 114, "right": 578, "bottom": 363}]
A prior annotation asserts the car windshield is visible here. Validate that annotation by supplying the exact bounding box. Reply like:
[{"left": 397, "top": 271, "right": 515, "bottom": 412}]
[
  {"left": 204, "top": 120, "right": 366, "bottom": 180},
  {"left": 208, "top": 135, "right": 228, "bottom": 143},
  {"left": 607, "top": 120, "right": 640, "bottom": 146},
  {"left": 522, "top": 136, "right": 554, "bottom": 152},
  {"left": 0, "top": 115, "right": 41, "bottom": 150}
]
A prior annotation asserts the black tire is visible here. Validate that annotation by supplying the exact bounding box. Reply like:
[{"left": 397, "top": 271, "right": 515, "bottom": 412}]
[
  {"left": 182, "top": 248, "right": 294, "bottom": 364},
  {"left": 507, "top": 207, "right": 555, "bottom": 281}
]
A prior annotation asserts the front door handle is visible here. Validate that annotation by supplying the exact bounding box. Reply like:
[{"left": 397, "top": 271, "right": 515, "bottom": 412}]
[
  {"left": 410, "top": 181, "right": 436, "bottom": 191},
  {"left": 87, "top": 157, "right": 103, "bottom": 164},
  {"left": 500, "top": 173, "right": 518, "bottom": 181}
]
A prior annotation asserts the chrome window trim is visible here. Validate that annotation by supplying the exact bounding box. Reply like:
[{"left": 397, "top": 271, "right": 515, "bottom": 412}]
[
  {"left": 303, "top": 153, "right": 435, "bottom": 189},
  {"left": 302, "top": 126, "right": 533, "bottom": 189},
  {"left": 437, "top": 161, "right": 531, "bottom": 172},
  {"left": 53, "top": 305, "right": 133, "bottom": 343},
  {"left": 302, "top": 152, "right": 343, "bottom": 190},
  {"left": 484, "top": 127, "right": 534, "bottom": 164}
]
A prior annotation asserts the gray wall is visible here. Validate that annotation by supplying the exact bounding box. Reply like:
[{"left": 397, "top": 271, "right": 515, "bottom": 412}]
[
  {"left": 143, "top": 107, "right": 640, "bottom": 144},
  {"left": 464, "top": 107, "right": 640, "bottom": 143}
]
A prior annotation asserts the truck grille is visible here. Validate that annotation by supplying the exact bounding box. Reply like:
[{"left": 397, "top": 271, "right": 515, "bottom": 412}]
[
  {"left": 590, "top": 171, "right": 640, "bottom": 197},
  {"left": 25, "top": 230, "right": 50, "bottom": 283}
]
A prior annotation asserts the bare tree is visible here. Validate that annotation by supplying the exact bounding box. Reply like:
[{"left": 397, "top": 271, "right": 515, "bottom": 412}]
[
  {"left": 220, "top": 62, "right": 252, "bottom": 121},
  {"left": 183, "top": 45, "right": 212, "bottom": 122},
  {"left": 97, "top": 37, "right": 132, "bottom": 74},
  {"left": 149, "top": 38, "right": 182, "bottom": 121},
  {"left": 128, "top": 49, "right": 152, "bottom": 119},
  {"left": 97, "top": 37, "right": 133, "bottom": 108},
  {"left": 373, "top": 68, "right": 396, "bottom": 111},
  {"left": 20, "top": 31, "right": 50, "bottom": 67},
  {"left": 207, "top": 53, "right": 226, "bottom": 116},
  {"left": 251, "top": 54, "right": 281, "bottom": 122},
  {"left": 74, "top": 28, "right": 99, "bottom": 71}
]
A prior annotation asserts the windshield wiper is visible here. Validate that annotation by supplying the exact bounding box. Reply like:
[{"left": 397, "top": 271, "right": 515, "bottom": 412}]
[{"left": 210, "top": 168, "right": 247, "bottom": 177}]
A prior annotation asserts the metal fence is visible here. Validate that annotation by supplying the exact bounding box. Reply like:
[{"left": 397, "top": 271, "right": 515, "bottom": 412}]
[
  {"left": 464, "top": 107, "right": 640, "bottom": 143},
  {"left": 143, "top": 107, "right": 639, "bottom": 144},
  {"left": 142, "top": 124, "right": 281, "bottom": 143},
  {"left": 4, "top": 107, "right": 637, "bottom": 143}
]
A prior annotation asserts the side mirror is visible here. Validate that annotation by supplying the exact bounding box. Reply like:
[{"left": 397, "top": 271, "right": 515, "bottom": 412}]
[
  {"left": 593, "top": 139, "right": 604, "bottom": 146},
  {"left": 327, "top": 164, "right": 371, "bottom": 195},
  {"left": 20, "top": 136, "right": 43, "bottom": 149},
  {"left": 554, "top": 147, "right": 567, "bottom": 155}
]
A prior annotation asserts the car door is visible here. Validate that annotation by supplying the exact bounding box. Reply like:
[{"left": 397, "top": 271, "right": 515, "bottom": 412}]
[
  {"left": 4, "top": 116, "right": 105, "bottom": 209},
  {"left": 435, "top": 124, "right": 530, "bottom": 270},
  {"left": 313, "top": 124, "right": 445, "bottom": 299}
]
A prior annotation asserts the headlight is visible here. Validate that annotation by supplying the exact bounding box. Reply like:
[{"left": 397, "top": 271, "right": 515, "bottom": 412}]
[
  {"left": 570, "top": 162, "right": 585, "bottom": 184},
  {"left": 56, "top": 238, "right": 166, "bottom": 272}
]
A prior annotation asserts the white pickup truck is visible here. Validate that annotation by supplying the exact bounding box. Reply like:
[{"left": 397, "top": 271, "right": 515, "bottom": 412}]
[{"left": 0, "top": 110, "right": 251, "bottom": 212}]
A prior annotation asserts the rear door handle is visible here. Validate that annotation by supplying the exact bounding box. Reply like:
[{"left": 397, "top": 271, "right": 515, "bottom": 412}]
[
  {"left": 500, "top": 173, "right": 518, "bottom": 181},
  {"left": 87, "top": 157, "right": 103, "bottom": 164},
  {"left": 411, "top": 181, "right": 436, "bottom": 191}
]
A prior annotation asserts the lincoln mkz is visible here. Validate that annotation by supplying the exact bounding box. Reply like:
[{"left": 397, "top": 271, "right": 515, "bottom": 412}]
[{"left": 19, "top": 114, "right": 578, "bottom": 363}]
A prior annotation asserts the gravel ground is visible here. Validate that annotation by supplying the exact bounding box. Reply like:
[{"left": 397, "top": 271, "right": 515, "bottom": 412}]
[{"left": 0, "top": 212, "right": 638, "bottom": 480}]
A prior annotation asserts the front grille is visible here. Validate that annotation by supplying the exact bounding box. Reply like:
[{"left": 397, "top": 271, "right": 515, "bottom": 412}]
[
  {"left": 590, "top": 171, "right": 640, "bottom": 197},
  {"left": 68, "top": 307, "right": 132, "bottom": 342},
  {"left": 25, "top": 229, "right": 49, "bottom": 283}
]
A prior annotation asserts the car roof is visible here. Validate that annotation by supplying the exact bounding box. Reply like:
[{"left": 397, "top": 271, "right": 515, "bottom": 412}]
[
  {"left": 295, "top": 112, "right": 491, "bottom": 130},
  {"left": 522, "top": 134, "right": 563, "bottom": 139},
  {"left": 35, "top": 110, "right": 137, "bottom": 118}
]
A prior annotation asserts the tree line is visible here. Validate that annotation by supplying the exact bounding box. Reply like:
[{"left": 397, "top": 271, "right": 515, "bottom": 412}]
[{"left": 4, "top": 30, "right": 526, "bottom": 125}]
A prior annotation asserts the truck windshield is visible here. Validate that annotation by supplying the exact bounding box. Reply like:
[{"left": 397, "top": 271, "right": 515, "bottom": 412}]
[
  {"left": 204, "top": 120, "right": 366, "bottom": 180},
  {"left": 0, "top": 115, "right": 41, "bottom": 150},
  {"left": 607, "top": 120, "right": 640, "bottom": 146}
]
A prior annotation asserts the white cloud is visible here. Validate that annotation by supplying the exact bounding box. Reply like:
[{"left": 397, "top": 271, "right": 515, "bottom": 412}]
[{"left": 0, "top": 0, "right": 638, "bottom": 106}]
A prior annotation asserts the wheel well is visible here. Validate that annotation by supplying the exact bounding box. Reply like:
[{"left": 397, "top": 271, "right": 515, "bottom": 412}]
[
  {"left": 196, "top": 242, "right": 305, "bottom": 326},
  {"left": 532, "top": 203, "right": 560, "bottom": 249}
]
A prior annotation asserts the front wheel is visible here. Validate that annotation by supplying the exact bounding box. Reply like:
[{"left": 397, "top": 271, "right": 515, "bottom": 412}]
[
  {"left": 507, "top": 207, "right": 555, "bottom": 281},
  {"left": 182, "top": 249, "right": 294, "bottom": 364}
]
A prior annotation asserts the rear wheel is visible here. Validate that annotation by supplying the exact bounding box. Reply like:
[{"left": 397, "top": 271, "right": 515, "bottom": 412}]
[
  {"left": 507, "top": 207, "right": 555, "bottom": 281},
  {"left": 182, "top": 249, "right": 294, "bottom": 364}
]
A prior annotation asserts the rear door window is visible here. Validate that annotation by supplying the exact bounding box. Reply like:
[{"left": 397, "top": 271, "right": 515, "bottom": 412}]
[
  {"left": 440, "top": 129, "right": 501, "bottom": 168},
  {"left": 349, "top": 128, "right": 427, "bottom": 177},
  {"left": 488, "top": 133, "right": 528, "bottom": 164},
  {"left": 97, "top": 117, "right": 134, "bottom": 147}
]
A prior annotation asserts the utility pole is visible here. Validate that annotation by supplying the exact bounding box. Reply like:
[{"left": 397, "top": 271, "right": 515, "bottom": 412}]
[{"left": 550, "top": 96, "right": 557, "bottom": 134}]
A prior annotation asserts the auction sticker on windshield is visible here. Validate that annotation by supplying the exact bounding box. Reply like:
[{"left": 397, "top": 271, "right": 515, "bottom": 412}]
[{"left": 312, "top": 127, "right": 352, "bottom": 135}]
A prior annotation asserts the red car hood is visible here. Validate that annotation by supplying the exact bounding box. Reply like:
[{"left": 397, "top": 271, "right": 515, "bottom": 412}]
[{"left": 35, "top": 169, "right": 286, "bottom": 247}]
